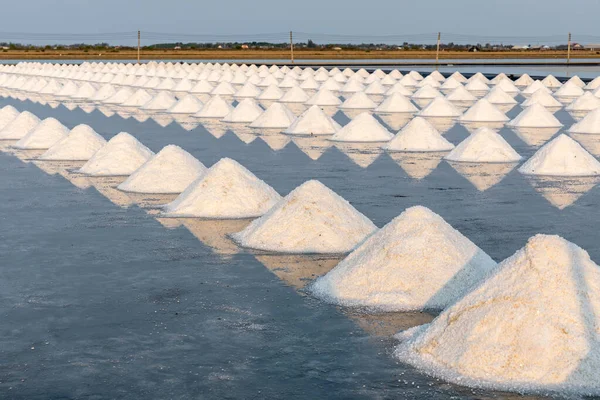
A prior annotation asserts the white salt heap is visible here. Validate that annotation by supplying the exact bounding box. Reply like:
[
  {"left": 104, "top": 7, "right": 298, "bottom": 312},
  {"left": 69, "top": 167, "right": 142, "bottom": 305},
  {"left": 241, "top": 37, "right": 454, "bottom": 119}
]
[
  {"left": 412, "top": 85, "right": 443, "bottom": 100},
  {"left": 541, "top": 74, "right": 562, "bottom": 88},
  {"left": 39, "top": 124, "right": 106, "bottom": 161},
  {"left": 458, "top": 99, "right": 509, "bottom": 122},
  {"left": 418, "top": 97, "right": 462, "bottom": 118},
  {"left": 231, "top": 180, "right": 377, "bottom": 254},
  {"left": 117, "top": 145, "right": 206, "bottom": 193},
  {"left": 283, "top": 105, "right": 341, "bottom": 135},
  {"left": 0, "top": 105, "right": 19, "bottom": 130},
  {"left": 121, "top": 89, "right": 153, "bottom": 107},
  {"left": 280, "top": 86, "right": 309, "bottom": 103},
  {"left": 222, "top": 98, "right": 263, "bottom": 123},
  {"left": 305, "top": 89, "right": 342, "bottom": 106},
  {"left": 508, "top": 103, "right": 563, "bottom": 128},
  {"left": 494, "top": 78, "right": 520, "bottom": 94},
  {"left": 257, "top": 84, "right": 284, "bottom": 101},
  {"left": 70, "top": 82, "right": 96, "bottom": 99},
  {"left": 395, "top": 234, "right": 600, "bottom": 396},
  {"left": 554, "top": 81, "right": 584, "bottom": 98},
  {"left": 565, "top": 92, "right": 600, "bottom": 112},
  {"left": 167, "top": 94, "right": 204, "bottom": 114},
  {"left": 104, "top": 87, "right": 134, "bottom": 104},
  {"left": 330, "top": 113, "right": 393, "bottom": 142},
  {"left": 90, "top": 84, "right": 116, "bottom": 102},
  {"left": 484, "top": 87, "right": 517, "bottom": 105},
  {"left": 569, "top": 108, "right": 600, "bottom": 134},
  {"left": 514, "top": 73, "right": 534, "bottom": 87},
  {"left": 312, "top": 206, "right": 496, "bottom": 310},
  {"left": 521, "top": 89, "right": 563, "bottom": 108},
  {"left": 234, "top": 82, "right": 261, "bottom": 98},
  {"left": 249, "top": 102, "right": 296, "bottom": 129},
  {"left": 142, "top": 91, "right": 177, "bottom": 110},
  {"left": 522, "top": 81, "right": 551, "bottom": 96},
  {"left": 78, "top": 132, "right": 154, "bottom": 176},
  {"left": 195, "top": 95, "right": 233, "bottom": 118},
  {"left": 519, "top": 134, "right": 600, "bottom": 176},
  {"left": 0, "top": 111, "right": 41, "bottom": 140},
  {"left": 385, "top": 117, "right": 454, "bottom": 152},
  {"left": 163, "top": 158, "right": 281, "bottom": 218},
  {"left": 13, "top": 117, "right": 70, "bottom": 150},
  {"left": 340, "top": 91, "right": 377, "bottom": 109},
  {"left": 445, "top": 127, "right": 521, "bottom": 163},
  {"left": 374, "top": 93, "right": 418, "bottom": 113},
  {"left": 446, "top": 86, "right": 477, "bottom": 102}
]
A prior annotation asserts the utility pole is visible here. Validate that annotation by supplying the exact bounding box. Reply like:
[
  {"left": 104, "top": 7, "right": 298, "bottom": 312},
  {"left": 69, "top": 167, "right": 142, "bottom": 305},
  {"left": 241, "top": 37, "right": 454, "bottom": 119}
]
[
  {"left": 137, "top": 30, "right": 141, "bottom": 64},
  {"left": 290, "top": 31, "right": 294, "bottom": 64},
  {"left": 567, "top": 32, "right": 572, "bottom": 65},
  {"left": 435, "top": 32, "right": 441, "bottom": 67}
]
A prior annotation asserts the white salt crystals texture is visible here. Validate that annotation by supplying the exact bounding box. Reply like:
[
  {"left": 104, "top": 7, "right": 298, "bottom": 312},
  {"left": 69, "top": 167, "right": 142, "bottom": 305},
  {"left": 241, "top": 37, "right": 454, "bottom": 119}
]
[
  {"left": 385, "top": 117, "right": 454, "bottom": 152},
  {"left": 118, "top": 145, "right": 206, "bottom": 193},
  {"left": 0, "top": 105, "right": 19, "bottom": 130},
  {"left": 163, "top": 158, "right": 281, "bottom": 218},
  {"left": 222, "top": 98, "right": 263, "bottom": 123},
  {"left": 395, "top": 234, "right": 600, "bottom": 396},
  {"left": 249, "top": 102, "right": 296, "bottom": 129},
  {"left": 330, "top": 113, "right": 393, "bottom": 142},
  {"left": 231, "top": 180, "right": 377, "bottom": 254},
  {"left": 445, "top": 128, "right": 521, "bottom": 163},
  {"left": 283, "top": 105, "right": 341, "bottom": 135},
  {"left": 0, "top": 111, "right": 41, "bottom": 140},
  {"left": 78, "top": 132, "right": 154, "bottom": 176},
  {"left": 519, "top": 134, "right": 600, "bottom": 176},
  {"left": 39, "top": 124, "right": 106, "bottom": 161},
  {"left": 569, "top": 108, "right": 600, "bottom": 134},
  {"left": 508, "top": 103, "right": 563, "bottom": 128},
  {"left": 458, "top": 99, "right": 508, "bottom": 123},
  {"left": 13, "top": 117, "right": 70, "bottom": 150},
  {"left": 312, "top": 206, "right": 496, "bottom": 311}
]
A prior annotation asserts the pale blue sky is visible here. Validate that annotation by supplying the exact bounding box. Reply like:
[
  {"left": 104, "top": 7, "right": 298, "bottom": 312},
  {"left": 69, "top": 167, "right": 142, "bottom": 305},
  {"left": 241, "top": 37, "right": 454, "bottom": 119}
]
[{"left": 1, "top": 0, "right": 599, "bottom": 44}]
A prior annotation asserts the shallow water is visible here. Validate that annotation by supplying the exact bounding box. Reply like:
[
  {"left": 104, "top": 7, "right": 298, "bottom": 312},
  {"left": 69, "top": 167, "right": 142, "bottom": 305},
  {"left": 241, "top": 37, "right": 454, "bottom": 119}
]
[{"left": 0, "top": 95, "right": 599, "bottom": 399}]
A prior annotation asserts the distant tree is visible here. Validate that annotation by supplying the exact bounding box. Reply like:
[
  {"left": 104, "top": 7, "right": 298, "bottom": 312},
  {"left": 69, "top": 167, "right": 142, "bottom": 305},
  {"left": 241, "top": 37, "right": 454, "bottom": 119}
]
[{"left": 307, "top": 39, "right": 317, "bottom": 48}]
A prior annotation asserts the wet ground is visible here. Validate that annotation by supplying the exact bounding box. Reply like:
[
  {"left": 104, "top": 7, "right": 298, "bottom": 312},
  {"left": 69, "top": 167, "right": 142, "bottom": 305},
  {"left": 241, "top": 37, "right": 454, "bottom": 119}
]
[{"left": 0, "top": 94, "right": 599, "bottom": 399}]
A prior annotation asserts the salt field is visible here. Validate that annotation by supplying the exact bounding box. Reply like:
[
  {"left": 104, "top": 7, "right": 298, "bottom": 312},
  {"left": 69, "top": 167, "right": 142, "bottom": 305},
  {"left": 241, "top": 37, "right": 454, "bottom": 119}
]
[{"left": 3, "top": 61, "right": 600, "bottom": 399}]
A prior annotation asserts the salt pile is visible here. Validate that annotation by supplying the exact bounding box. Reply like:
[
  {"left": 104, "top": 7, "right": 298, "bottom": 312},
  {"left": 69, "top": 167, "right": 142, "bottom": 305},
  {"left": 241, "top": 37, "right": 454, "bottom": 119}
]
[
  {"left": 445, "top": 86, "right": 477, "bottom": 102},
  {"left": 211, "top": 81, "right": 236, "bottom": 96},
  {"left": 280, "top": 86, "right": 309, "bottom": 103},
  {"left": 386, "top": 82, "right": 412, "bottom": 96},
  {"left": 385, "top": 117, "right": 454, "bottom": 152},
  {"left": 515, "top": 74, "right": 534, "bottom": 87},
  {"left": 13, "top": 117, "right": 70, "bottom": 150},
  {"left": 569, "top": 108, "right": 600, "bottom": 134},
  {"left": 0, "top": 111, "right": 41, "bottom": 140},
  {"left": 374, "top": 93, "right": 418, "bottom": 113},
  {"left": 121, "top": 89, "right": 153, "bottom": 107},
  {"left": 464, "top": 79, "right": 489, "bottom": 94},
  {"left": 222, "top": 98, "right": 263, "bottom": 123},
  {"left": 449, "top": 71, "right": 467, "bottom": 83},
  {"left": 78, "top": 132, "right": 154, "bottom": 176},
  {"left": 541, "top": 74, "right": 562, "bottom": 88},
  {"left": 519, "top": 134, "right": 600, "bottom": 176},
  {"left": 257, "top": 84, "right": 284, "bottom": 101},
  {"left": 521, "top": 89, "right": 563, "bottom": 108},
  {"left": 142, "top": 92, "right": 177, "bottom": 110},
  {"left": 508, "top": 103, "right": 563, "bottom": 128},
  {"left": 330, "top": 113, "right": 393, "bottom": 142},
  {"left": 494, "top": 78, "right": 520, "bottom": 94},
  {"left": 554, "top": 81, "right": 584, "bottom": 98},
  {"left": 55, "top": 81, "right": 79, "bottom": 97},
  {"left": 163, "top": 158, "right": 281, "bottom": 218},
  {"left": 568, "top": 75, "right": 586, "bottom": 88},
  {"left": 565, "top": 92, "right": 600, "bottom": 112},
  {"left": 195, "top": 95, "right": 233, "bottom": 118},
  {"left": 249, "top": 102, "right": 296, "bottom": 129},
  {"left": 0, "top": 105, "right": 19, "bottom": 130},
  {"left": 522, "top": 81, "right": 551, "bottom": 96},
  {"left": 39, "top": 124, "right": 106, "bottom": 161},
  {"left": 585, "top": 76, "right": 600, "bottom": 90},
  {"left": 411, "top": 85, "right": 443, "bottom": 100},
  {"left": 312, "top": 206, "right": 496, "bottom": 310},
  {"left": 70, "top": 82, "right": 97, "bottom": 100},
  {"left": 234, "top": 82, "right": 261, "bottom": 98},
  {"left": 117, "top": 145, "right": 206, "bottom": 193},
  {"left": 445, "top": 127, "right": 521, "bottom": 162},
  {"left": 418, "top": 97, "right": 462, "bottom": 118},
  {"left": 340, "top": 91, "right": 377, "bottom": 109},
  {"left": 90, "top": 84, "right": 116, "bottom": 102},
  {"left": 395, "top": 234, "right": 600, "bottom": 396},
  {"left": 484, "top": 87, "right": 517, "bottom": 105},
  {"left": 440, "top": 77, "right": 462, "bottom": 91},
  {"left": 190, "top": 80, "right": 214, "bottom": 94},
  {"left": 231, "top": 180, "right": 376, "bottom": 254},
  {"left": 458, "top": 99, "right": 509, "bottom": 122},
  {"left": 167, "top": 94, "right": 204, "bottom": 114},
  {"left": 305, "top": 89, "right": 342, "bottom": 106},
  {"left": 283, "top": 105, "right": 341, "bottom": 135},
  {"left": 104, "top": 87, "right": 134, "bottom": 104}
]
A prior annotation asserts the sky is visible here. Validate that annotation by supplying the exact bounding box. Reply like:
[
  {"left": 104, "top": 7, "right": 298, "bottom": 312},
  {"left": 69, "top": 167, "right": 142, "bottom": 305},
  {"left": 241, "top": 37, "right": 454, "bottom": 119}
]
[{"left": 1, "top": 0, "right": 599, "bottom": 45}]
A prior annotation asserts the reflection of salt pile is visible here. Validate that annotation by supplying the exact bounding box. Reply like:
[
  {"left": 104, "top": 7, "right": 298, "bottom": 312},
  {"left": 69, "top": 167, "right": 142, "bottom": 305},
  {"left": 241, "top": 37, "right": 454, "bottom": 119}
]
[
  {"left": 374, "top": 93, "right": 418, "bottom": 113},
  {"left": 519, "top": 134, "right": 600, "bottom": 176},
  {"left": 232, "top": 180, "right": 377, "bottom": 254},
  {"left": 508, "top": 103, "right": 563, "bottom": 128},
  {"left": 181, "top": 218, "right": 253, "bottom": 259},
  {"left": 39, "top": 124, "right": 106, "bottom": 161},
  {"left": 385, "top": 117, "right": 454, "bottom": 152},
  {"left": 569, "top": 108, "right": 600, "bottom": 134},
  {"left": 312, "top": 206, "right": 496, "bottom": 311},
  {"left": 418, "top": 97, "right": 462, "bottom": 118},
  {"left": 458, "top": 98, "right": 509, "bottom": 122},
  {"left": 395, "top": 234, "right": 600, "bottom": 396},
  {"left": 13, "top": 117, "right": 69, "bottom": 150},
  {"left": 389, "top": 152, "right": 446, "bottom": 179},
  {"left": 249, "top": 102, "right": 296, "bottom": 129},
  {"left": 525, "top": 175, "right": 600, "bottom": 209},
  {"left": 283, "top": 105, "right": 340, "bottom": 135},
  {"left": 330, "top": 113, "right": 393, "bottom": 142},
  {"left": 445, "top": 127, "right": 521, "bottom": 162},
  {"left": 78, "top": 132, "right": 154, "bottom": 176},
  {"left": 195, "top": 95, "right": 233, "bottom": 118},
  {"left": 222, "top": 98, "right": 263, "bottom": 123},
  {"left": 117, "top": 145, "right": 206, "bottom": 193},
  {"left": 0, "top": 111, "right": 41, "bottom": 140},
  {"left": 163, "top": 158, "right": 281, "bottom": 218},
  {"left": 256, "top": 253, "right": 343, "bottom": 290},
  {"left": 0, "top": 105, "right": 19, "bottom": 130},
  {"left": 167, "top": 94, "right": 204, "bottom": 114},
  {"left": 449, "top": 161, "right": 518, "bottom": 191}
]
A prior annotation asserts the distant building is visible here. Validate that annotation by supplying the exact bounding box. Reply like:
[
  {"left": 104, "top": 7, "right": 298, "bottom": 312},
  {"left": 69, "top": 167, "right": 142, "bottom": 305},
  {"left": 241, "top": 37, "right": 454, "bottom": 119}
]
[
  {"left": 333, "top": 47, "right": 342, "bottom": 51},
  {"left": 573, "top": 43, "right": 583, "bottom": 50},
  {"left": 586, "top": 44, "right": 600, "bottom": 50},
  {"left": 174, "top": 46, "right": 181, "bottom": 50},
  {"left": 241, "top": 44, "right": 249, "bottom": 49},
  {"left": 468, "top": 45, "right": 481, "bottom": 52}
]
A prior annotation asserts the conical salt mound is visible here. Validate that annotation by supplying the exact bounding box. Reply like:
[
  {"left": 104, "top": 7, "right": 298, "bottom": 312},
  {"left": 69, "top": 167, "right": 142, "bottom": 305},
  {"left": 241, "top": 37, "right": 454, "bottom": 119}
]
[
  {"left": 508, "top": 103, "right": 563, "bottom": 128},
  {"left": 0, "top": 111, "right": 41, "bottom": 140},
  {"left": 554, "top": 81, "right": 584, "bottom": 98},
  {"left": 374, "top": 93, "right": 418, "bottom": 113},
  {"left": 234, "top": 81, "right": 261, "bottom": 98},
  {"left": 312, "top": 206, "right": 496, "bottom": 311},
  {"left": 569, "top": 108, "right": 600, "bottom": 134},
  {"left": 330, "top": 113, "right": 393, "bottom": 142},
  {"left": 484, "top": 87, "right": 517, "bottom": 105},
  {"left": 117, "top": 145, "right": 206, "bottom": 194},
  {"left": 495, "top": 78, "right": 520, "bottom": 94},
  {"left": 541, "top": 74, "right": 562, "bottom": 88},
  {"left": 13, "top": 117, "right": 69, "bottom": 150},
  {"left": 464, "top": 79, "right": 489, "bottom": 93},
  {"left": 385, "top": 117, "right": 454, "bottom": 152},
  {"left": 280, "top": 86, "right": 309, "bottom": 103},
  {"left": 163, "top": 158, "right": 281, "bottom": 218},
  {"left": 418, "top": 97, "right": 462, "bottom": 117},
  {"left": 167, "top": 94, "right": 204, "bottom": 114},
  {"left": 412, "top": 85, "right": 443, "bottom": 99},
  {"left": 283, "top": 105, "right": 341, "bottom": 135},
  {"left": 0, "top": 105, "right": 19, "bottom": 130},
  {"left": 566, "top": 92, "right": 600, "bottom": 112},
  {"left": 90, "top": 84, "right": 116, "bottom": 101},
  {"left": 78, "top": 132, "right": 154, "bottom": 176},
  {"left": 446, "top": 86, "right": 477, "bottom": 102},
  {"left": 568, "top": 75, "right": 586, "bottom": 88},
  {"left": 522, "top": 81, "right": 551, "bottom": 96},
  {"left": 445, "top": 127, "right": 521, "bottom": 162},
  {"left": 585, "top": 76, "right": 600, "bottom": 90},
  {"left": 458, "top": 98, "right": 509, "bottom": 122},
  {"left": 257, "top": 84, "right": 284, "bottom": 101},
  {"left": 142, "top": 91, "right": 177, "bottom": 110},
  {"left": 249, "top": 102, "right": 295, "bottom": 128},
  {"left": 231, "top": 180, "right": 377, "bottom": 254},
  {"left": 222, "top": 98, "right": 263, "bottom": 123},
  {"left": 305, "top": 88, "right": 342, "bottom": 106},
  {"left": 39, "top": 124, "right": 106, "bottom": 161},
  {"left": 521, "top": 89, "right": 562, "bottom": 108},
  {"left": 395, "top": 234, "right": 600, "bottom": 396},
  {"left": 121, "top": 88, "right": 153, "bottom": 107},
  {"left": 70, "top": 82, "right": 96, "bottom": 99},
  {"left": 514, "top": 73, "right": 534, "bottom": 87},
  {"left": 104, "top": 87, "right": 134, "bottom": 104},
  {"left": 340, "top": 91, "right": 377, "bottom": 109},
  {"left": 440, "top": 77, "right": 462, "bottom": 91},
  {"left": 195, "top": 95, "right": 233, "bottom": 118},
  {"left": 519, "top": 134, "right": 600, "bottom": 176},
  {"left": 190, "top": 80, "right": 214, "bottom": 94}
]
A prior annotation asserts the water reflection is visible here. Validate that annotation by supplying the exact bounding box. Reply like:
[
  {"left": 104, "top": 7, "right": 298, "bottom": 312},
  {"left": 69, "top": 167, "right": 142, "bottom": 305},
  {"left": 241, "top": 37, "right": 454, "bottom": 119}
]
[
  {"left": 569, "top": 133, "right": 600, "bottom": 157},
  {"left": 256, "top": 129, "right": 291, "bottom": 151},
  {"left": 387, "top": 152, "right": 447, "bottom": 179},
  {"left": 511, "top": 127, "right": 561, "bottom": 147},
  {"left": 88, "top": 176, "right": 134, "bottom": 208},
  {"left": 124, "top": 192, "right": 179, "bottom": 209},
  {"left": 333, "top": 142, "right": 383, "bottom": 168},
  {"left": 201, "top": 120, "right": 230, "bottom": 139},
  {"left": 253, "top": 254, "right": 343, "bottom": 290},
  {"left": 347, "top": 311, "right": 435, "bottom": 337},
  {"left": 291, "top": 135, "right": 333, "bottom": 161},
  {"left": 461, "top": 121, "right": 505, "bottom": 134},
  {"left": 524, "top": 175, "right": 600, "bottom": 209},
  {"left": 448, "top": 162, "right": 519, "bottom": 191},
  {"left": 180, "top": 218, "right": 253, "bottom": 259},
  {"left": 11, "top": 148, "right": 46, "bottom": 162}
]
